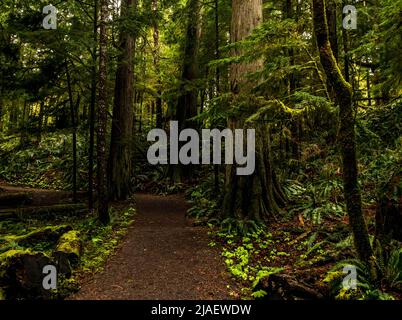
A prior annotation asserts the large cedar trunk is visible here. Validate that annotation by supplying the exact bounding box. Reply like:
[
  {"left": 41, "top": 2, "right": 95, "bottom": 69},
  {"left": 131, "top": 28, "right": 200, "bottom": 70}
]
[
  {"left": 97, "top": 0, "right": 110, "bottom": 224},
  {"left": 108, "top": 0, "right": 136, "bottom": 200},
  {"left": 312, "top": 0, "right": 372, "bottom": 264},
  {"left": 221, "top": 0, "right": 285, "bottom": 222}
]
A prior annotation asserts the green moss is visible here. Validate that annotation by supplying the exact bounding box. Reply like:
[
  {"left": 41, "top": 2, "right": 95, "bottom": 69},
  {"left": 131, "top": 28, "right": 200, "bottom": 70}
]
[
  {"left": 0, "top": 249, "right": 33, "bottom": 279},
  {"left": 1, "top": 225, "right": 71, "bottom": 245},
  {"left": 56, "top": 230, "right": 81, "bottom": 257},
  {"left": 0, "top": 249, "right": 32, "bottom": 266}
]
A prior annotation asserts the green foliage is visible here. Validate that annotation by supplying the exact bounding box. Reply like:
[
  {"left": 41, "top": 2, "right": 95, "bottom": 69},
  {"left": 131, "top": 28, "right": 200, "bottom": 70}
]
[
  {"left": 0, "top": 204, "right": 135, "bottom": 298},
  {"left": 77, "top": 207, "right": 135, "bottom": 274},
  {"left": 218, "top": 229, "right": 283, "bottom": 298},
  {"left": 186, "top": 172, "right": 222, "bottom": 220},
  {"left": 324, "top": 245, "right": 402, "bottom": 300},
  {"left": 0, "top": 130, "right": 89, "bottom": 190},
  {"left": 285, "top": 178, "right": 346, "bottom": 224}
]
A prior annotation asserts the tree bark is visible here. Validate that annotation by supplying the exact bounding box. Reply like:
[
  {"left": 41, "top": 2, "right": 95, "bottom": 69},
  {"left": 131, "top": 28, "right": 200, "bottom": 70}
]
[
  {"left": 152, "top": 0, "right": 163, "bottom": 129},
  {"left": 88, "top": 0, "right": 98, "bottom": 211},
  {"left": 97, "top": 0, "right": 110, "bottom": 224},
  {"left": 176, "top": 0, "right": 201, "bottom": 130},
  {"left": 222, "top": 0, "right": 285, "bottom": 223},
  {"left": 66, "top": 62, "right": 78, "bottom": 203},
  {"left": 108, "top": 0, "right": 136, "bottom": 201},
  {"left": 312, "top": 0, "right": 373, "bottom": 265},
  {"left": 168, "top": 0, "right": 201, "bottom": 182}
]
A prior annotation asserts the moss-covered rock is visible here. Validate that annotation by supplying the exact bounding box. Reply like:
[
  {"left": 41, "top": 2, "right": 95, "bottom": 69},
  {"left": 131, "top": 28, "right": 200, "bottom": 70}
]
[{"left": 0, "top": 249, "right": 53, "bottom": 300}]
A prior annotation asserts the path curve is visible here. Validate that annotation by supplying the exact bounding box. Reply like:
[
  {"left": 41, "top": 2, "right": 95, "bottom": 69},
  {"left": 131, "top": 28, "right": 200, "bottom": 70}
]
[{"left": 72, "top": 193, "right": 236, "bottom": 300}]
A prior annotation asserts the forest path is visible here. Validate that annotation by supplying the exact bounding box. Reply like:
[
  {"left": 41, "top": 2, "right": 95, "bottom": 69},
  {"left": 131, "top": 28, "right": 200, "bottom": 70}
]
[{"left": 72, "top": 193, "right": 237, "bottom": 300}]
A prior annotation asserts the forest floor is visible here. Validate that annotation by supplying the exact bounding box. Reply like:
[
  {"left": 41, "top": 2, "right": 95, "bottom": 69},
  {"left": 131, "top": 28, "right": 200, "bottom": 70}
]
[
  {"left": 0, "top": 181, "right": 86, "bottom": 207},
  {"left": 71, "top": 193, "right": 239, "bottom": 300}
]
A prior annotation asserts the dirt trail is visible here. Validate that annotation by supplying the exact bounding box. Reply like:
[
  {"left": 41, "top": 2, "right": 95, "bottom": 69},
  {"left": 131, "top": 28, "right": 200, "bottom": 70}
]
[{"left": 72, "top": 193, "right": 236, "bottom": 300}]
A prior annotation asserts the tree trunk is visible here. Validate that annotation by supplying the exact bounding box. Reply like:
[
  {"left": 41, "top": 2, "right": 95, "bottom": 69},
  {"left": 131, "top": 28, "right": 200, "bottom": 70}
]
[
  {"left": 168, "top": 0, "right": 201, "bottom": 182},
  {"left": 37, "top": 101, "right": 44, "bottom": 142},
  {"left": 66, "top": 62, "right": 78, "bottom": 203},
  {"left": 88, "top": 0, "right": 98, "bottom": 211},
  {"left": 214, "top": 0, "right": 220, "bottom": 193},
  {"left": 176, "top": 0, "right": 200, "bottom": 130},
  {"left": 97, "top": 0, "right": 110, "bottom": 224},
  {"left": 108, "top": 0, "right": 136, "bottom": 201},
  {"left": 312, "top": 0, "right": 373, "bottom": 265},
  {"left": 221, "top": 0, "right": 285, "bottom": 223},
  {"left": 152, "top": 0, "right": 163, "bottom": 129}
]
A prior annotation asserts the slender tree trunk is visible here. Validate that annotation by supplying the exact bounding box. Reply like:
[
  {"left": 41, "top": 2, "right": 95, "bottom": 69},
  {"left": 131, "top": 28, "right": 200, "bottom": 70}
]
[
  {"left": 97, "top": 0, "right": 110, "bottom": 224},
  {"left": 326, "top": 0, "right": 338, "bottom": 61},
  {"left": 214, "top": 0, "right": 220, "bottom": 193},
  {"left": 169, "top": 0, "right": 201, "bottom": 182},
  {"left": 66, "top": 62, "right": 78, "bottom": 203},
  {"left": 88, "top": 0, "right": 98, "bottom": 211},
  {"left": 37, "top": 101, "right": 44, "bottom": 142},
  {"left": 367, "top": 68, "right": 371, "bottom": 106},
  {"left": 312, "top": 0, "right": 373, "bottom": 265},
  {"left": 0, "top": 97, "right": 3, "bottom": 132},
  {"left": 222, "top": 0, "right": 286, "bottom": 223},
  {"left": 108, "top": 0, "right": 136, "bottom": 200},
  {"left": 152, "top": 0, "right": 163, "bottom": 129},
  {"left": 176, "top": 0, "right": 200, "bottom": 130},
  {"left": 341, "top": 0, "right": 350, "bottom": 82},
  {"left": 20, "top": 100, "right": 29, "bottom": 147}
]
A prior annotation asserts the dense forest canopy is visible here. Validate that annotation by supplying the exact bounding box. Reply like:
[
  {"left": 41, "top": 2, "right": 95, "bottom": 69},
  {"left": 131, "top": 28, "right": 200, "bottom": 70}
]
[{"left": 0, "top": 0, "right": 401, "bottom": 301}]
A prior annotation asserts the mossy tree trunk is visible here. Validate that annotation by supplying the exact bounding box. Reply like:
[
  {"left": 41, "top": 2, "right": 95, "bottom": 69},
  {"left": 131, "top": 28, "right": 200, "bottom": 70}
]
[
  {"left": 221, "top": 0, "right": 286, "bottom": 223},
  {"left": 108, "top": 0, "right": 136, "bottom": 201},
  {"left": 312, "top": 0, "right": 373, "bottom": 265}
]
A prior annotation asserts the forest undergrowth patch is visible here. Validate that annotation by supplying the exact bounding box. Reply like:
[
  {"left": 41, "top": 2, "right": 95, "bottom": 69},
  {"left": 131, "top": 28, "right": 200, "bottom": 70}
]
[{"left": 0, "top": 203, "right": 135, "bottom": 299}]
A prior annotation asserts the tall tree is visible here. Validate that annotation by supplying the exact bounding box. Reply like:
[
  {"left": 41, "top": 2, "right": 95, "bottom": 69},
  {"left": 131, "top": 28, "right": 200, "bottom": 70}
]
[
  {"left": 108, "top": 0, "right": 136, "bottom": 200},
  {"left": 169, "top": 0, "right": 201, "bottom": 182},
  {"left": 97, "top": 0, "right": 110, "bottom": 224},
  {"left": 222, "top": 0, "right": 286, "bottom": 222},
  {"left": 88, "top": 0, "right": 98, "bottom": 211},
  {"left": 312, "top": 0, "right": 373, "bottom": 265},
  {"left": 152, "top": 0, "right": 163, "bottom": 129},
  {"left": 176, "top": 0, "right": 201, "bottom": 130}
]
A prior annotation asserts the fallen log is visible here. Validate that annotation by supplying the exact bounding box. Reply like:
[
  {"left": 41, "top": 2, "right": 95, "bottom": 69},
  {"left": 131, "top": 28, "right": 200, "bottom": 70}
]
[
  {"left": 254, "top": 273, "right": 325, "bottom": 300},
  {"left": 0, "top": 192, "right": 33, "bottom": 206},
  {"left": 53, "top": 230, "right": 82, "bottom": 276},
  {"left": 0, "top": 203, "right": 87, "bottom": 221},
  {"left": 0, "top": 225, "right": 72, "bottom": 252},
  {"left": 0, "top": 249, "right": 53, "bottom": 300}
]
